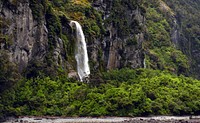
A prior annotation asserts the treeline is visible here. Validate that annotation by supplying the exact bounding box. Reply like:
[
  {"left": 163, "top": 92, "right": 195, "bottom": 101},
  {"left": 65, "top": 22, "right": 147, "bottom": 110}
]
[{"left": 1, "top": 68, "right": 200, "bottom": 118}]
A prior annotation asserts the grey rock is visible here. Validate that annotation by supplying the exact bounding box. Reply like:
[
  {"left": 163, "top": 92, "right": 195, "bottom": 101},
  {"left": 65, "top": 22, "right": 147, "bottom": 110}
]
[
  {"left": 0, "top": 1, "right": 48, "bottom": 72},
  {"left": 0, "top": 0, "right": 146, "bottom": 77},
  {"left": 91, "top": 0, "right": 145, "bottom": 70}
]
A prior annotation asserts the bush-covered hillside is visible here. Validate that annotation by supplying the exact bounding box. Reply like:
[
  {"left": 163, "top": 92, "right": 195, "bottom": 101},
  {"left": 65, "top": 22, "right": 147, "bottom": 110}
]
[
  {"left": 163, "top": 0, "right": 200, "bottom": 78},
  {"left": 144, "top": 0, "right": 189, "bottom": 75}
]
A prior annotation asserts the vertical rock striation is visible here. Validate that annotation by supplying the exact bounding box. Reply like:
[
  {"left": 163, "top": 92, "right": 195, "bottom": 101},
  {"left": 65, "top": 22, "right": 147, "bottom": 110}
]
[
  {"left": 91, "top": 0, "right": 146, "bottom": 71},
  {"left": 0, "top": 0, "right": 48, "bottom": 72}
]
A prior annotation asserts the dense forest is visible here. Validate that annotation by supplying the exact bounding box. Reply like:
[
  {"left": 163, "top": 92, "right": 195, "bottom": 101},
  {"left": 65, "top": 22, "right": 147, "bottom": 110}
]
[
  {"left": 0, "top": 0, "right": 200, "bottom": 119},
  {"left": 1, "top": 68, "right": 200, "bottom": 117}
]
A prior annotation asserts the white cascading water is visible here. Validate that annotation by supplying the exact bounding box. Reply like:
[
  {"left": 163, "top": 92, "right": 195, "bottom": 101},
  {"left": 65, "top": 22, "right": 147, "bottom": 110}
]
[
  {"left": 143, "top": 58, "right": 146, "bottom": 69},
  {"left": 70, "top": 21, "right": 90, "bottom": 81}
]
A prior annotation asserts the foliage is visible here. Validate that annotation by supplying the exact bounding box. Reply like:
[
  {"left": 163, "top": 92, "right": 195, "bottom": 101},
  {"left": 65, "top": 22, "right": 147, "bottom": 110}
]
[
  {"left": 1, "top": 0, "right": 200, "bottom": 119},
  {"left": 29, "top": 0, "right": 47, "bottom": 23},
  {"left": 104, "top": 0, "right": 145, "bottom": 38},
  {"left": 45, "top": 5, "right": 62, "bottom": 50},
  {"left": 126, "top": 37, "right": 138, "bottom": 46},
  {"left": 0, "top": 17, "right": 13, "bottom": 48},
  {"left": 48, "top": 0, "right": 103, "bottom": 39},
  {"left": 0, "top": 51, "right": 20, "bottom": 93},
  {"left": 162, "top": 0, "right": 200, "bottom": 78},
  {"left": 144, "top": 0, "right": 189, "bottom": 75},
  {"left": 1, "top": 68, "right": 200, "bottom": 117}
]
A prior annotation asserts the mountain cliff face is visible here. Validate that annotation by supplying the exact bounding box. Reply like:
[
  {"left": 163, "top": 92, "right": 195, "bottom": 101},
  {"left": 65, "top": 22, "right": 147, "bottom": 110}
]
[
  {"left": 0, "top": 0, "right": 48, "bottom": 72},
  {"left": 1, "top": 0, "right": 200, "bottom": 119},
  {"left": 163, "top": 0, "right": 200, "bottom": 78},
  {"left": 0, "top": 0, "right": 146, "bottom": 81},
  {"left": 0, "top": 0, "right": 199, "bottom": 84},
  {"left": 90, "top": 0, "right": 145, "bottom": 70}
]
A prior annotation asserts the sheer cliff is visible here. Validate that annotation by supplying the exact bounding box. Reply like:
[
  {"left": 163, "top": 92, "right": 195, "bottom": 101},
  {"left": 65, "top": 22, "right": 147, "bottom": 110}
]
[
  {"left": 145, "top": 0, "right": 200, "bottom": 78},
  {"left": 0, "top": 0, "right": 146, "bottom": 82},
  {"left": 162, "top": 0, "right": 200, "bottom": 78},
  {"left": 0, "top": 0, "right": 200, "bottom": 85}
]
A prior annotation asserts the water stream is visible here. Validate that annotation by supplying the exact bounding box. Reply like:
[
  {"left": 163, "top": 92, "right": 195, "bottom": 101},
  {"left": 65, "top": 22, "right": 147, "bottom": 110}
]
[{"left": 69, "top": 21, "right": 90, "bottom": 82}]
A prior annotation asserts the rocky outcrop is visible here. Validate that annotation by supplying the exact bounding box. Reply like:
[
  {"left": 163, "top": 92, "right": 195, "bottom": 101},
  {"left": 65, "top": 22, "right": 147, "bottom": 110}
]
[
  {"left": 0, "top": 0, "right": 48, "bottom": 72},
  {"left": 91, "top": 0, "right": 145, "bottom": 70},
  {"left": 0, "top": 0, "right": 70, "bottom": 77}
]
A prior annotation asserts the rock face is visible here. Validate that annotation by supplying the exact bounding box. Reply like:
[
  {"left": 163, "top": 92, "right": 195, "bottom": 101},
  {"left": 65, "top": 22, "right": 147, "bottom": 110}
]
[
  {"left": 1, "top": 0, "right": 200, "bottom": 79},
  {"left": 163, "top": 0, "right": 200, "bottom": 78},
  {"left": 0, "top": 0, "right": 70, "bottom": 77},
  {"left": 0, "top": 0, "right": 146, "bottom": 76},
  {"left": 0, "top": 0, "right": 48, "bottom": 72},
  {"left": 2, "top": 0, "right": 199, "bottom": 79},
  {"left": 91, "top": 0, "right": 145, "bottom": 70}
]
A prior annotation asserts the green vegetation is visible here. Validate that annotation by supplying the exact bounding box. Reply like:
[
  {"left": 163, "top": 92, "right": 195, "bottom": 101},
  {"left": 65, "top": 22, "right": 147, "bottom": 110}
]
[
  {"left": 0, "top": 51, "right": 21, "bottom": 93},
  {"left": 29, "top": 0, "right": 47, "bottom": 23},
  {"left": 126, "top": 37, "right": 138, "bottom": 46},
  {"left": 0, "top": 17, "right": 13, "bottom": 48},
  {"left": 46, "top": 5, "right": 62, "bottom": 50},
  {"left": 1, "top": 68, "right": 200, "bottom": 117},
  {"left": 144, "top": 0, "right": 189, "bottom": 75},
  {"left": 48, "top": 0, "right": 104, "bottom": 39},
  {"left": 104, "top": 0, "right": 145, "bottom": 37},
  {"left": 163, "top": 0, "right": 200, "bottom": 78},
  {"left": 0, "top": 17, "right": 20, "bottom": 93},
  {"left": 1, "top": 0, "right": 200, "bottom": 119}
]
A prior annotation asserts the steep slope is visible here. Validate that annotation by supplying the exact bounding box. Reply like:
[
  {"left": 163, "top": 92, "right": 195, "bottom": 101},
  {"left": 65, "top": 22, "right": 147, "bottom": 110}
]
[
  {"left": 143, "top": 0, "right": 189, "bottom": 75},
  {"left": 0, "top": 0, "right": 199, "bottom": 87},
  {"left": 0, "top": 0, "right": 146, "bottom": 84},
  {"left": 0, "top": 0, "right": 199, "bottom": 93},
  {"left": 91, "top": 0, "right": 145, "bottom": 70},
  {"left": 162, "top": 0, "right": 200, "bottom": 78}
]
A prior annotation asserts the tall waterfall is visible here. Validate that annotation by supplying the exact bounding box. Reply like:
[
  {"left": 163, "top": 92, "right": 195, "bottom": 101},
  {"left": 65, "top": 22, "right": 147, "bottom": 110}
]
[{"left": 70, "top": 21, "right": 90, "bottom": 81}]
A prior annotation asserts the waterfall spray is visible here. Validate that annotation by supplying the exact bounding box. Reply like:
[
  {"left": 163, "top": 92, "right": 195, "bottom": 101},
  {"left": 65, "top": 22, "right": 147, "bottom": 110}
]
[{"left": 70, "top": 21, "right": 90, "bottom": 81}]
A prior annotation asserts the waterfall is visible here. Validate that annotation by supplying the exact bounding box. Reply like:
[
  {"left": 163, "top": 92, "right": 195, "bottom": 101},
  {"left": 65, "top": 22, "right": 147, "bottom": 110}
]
[
  {"left": 172, "top": 20, "right": 179, "bottom": 47},
  {"left": 143, "top": 58, "right": 146, "bottom": 69},
  {"left": 70, "top": 21, "right": 90, "bottom": 81}
]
